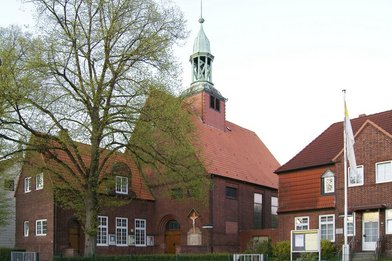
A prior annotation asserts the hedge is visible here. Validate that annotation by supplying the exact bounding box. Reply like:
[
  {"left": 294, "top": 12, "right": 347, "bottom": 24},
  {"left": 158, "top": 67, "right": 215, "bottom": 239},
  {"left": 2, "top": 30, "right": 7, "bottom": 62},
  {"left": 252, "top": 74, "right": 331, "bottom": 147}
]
[{"left": 53, "top": 254, "right": 232, "bottom": 261}]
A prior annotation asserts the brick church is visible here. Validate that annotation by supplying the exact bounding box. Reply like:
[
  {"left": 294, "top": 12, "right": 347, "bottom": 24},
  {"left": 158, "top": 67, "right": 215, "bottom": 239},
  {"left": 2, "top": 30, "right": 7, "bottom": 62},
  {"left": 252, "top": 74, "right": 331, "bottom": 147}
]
[{"left": 14, "top": 15, "right": 280, "bottom": 261}]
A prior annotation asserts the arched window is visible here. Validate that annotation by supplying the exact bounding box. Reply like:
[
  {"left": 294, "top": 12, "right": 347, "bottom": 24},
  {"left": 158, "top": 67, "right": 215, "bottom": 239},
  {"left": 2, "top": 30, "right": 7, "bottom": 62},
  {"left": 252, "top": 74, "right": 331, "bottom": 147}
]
[{"left": 166, "top": 220, "right": 180, "bottom": 231}]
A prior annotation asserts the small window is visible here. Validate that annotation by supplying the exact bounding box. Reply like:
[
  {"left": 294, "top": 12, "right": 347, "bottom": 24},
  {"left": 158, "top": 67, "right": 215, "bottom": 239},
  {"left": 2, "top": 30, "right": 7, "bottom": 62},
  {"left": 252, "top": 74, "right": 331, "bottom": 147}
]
[
  {"left": 36, "top": 219, "right": 47, "bottom": 236},
  {"left": 116, "top": 217, "right": 128, "bottom": 246},
  {"left": 271, "top": 196, "right": 278, "bottom": 228},
  {"left": 376, "top": 161, "right": 392, "bottom": 183},
  {"left": 36, "top": 173, "right": 44, "bottom": 190},
  {"left": 135, "top": 219, "right": 146, "bottom": 247},
  {"left": 294, "top": 216, "right": 309, "bottom": 230},
  {"left": 166, "top": 220, "right": 180, "bottom": 230},
  {"left": 349, "top": 165, "right": 364, "bottom": 187},
  {"left": 225, "top": 186, "right": 237, "bottom": 199},
  {"left": 115, "top": 176, "right": 128, "bottom": 194},
  {"left": 23, "top": 221, "right": 29, "bottom": 237},
  {"left": 209, "top": 95, "right": 220, "bottom": 112},
  {"left": 4, "top": 179, "right": 14, "bottom": 191},
  {"left": 386, "top": 209, "right": 392, "bottom": 234},
  {"left": 319, "top": 215, "right": 335, "bottom": 242},
  {"left": 24, "top": 177, "right": 31, "bottom": 193},
  {"left": 321, "top": 170, "right": 335, "bottom": 194},
  {"left": 347, "top": 213, "right": 355, "bottom": 236}
]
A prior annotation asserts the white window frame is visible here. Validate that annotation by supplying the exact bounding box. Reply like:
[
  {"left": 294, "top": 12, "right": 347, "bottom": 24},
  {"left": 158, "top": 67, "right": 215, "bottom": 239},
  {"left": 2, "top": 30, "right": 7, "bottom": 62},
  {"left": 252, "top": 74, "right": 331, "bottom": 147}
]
[
  {"left": 24, "top": 177, "right": 31, "bottom": 193},
  {"left": 294, "top": 216, "right": 309, "bottom": 230},
  {"left": 97, "top": 216, "right": 108, "bottom": 246},
  {"left": 23, "top": 221, "right": 29, "bottom": 237},
  {"left": 347, "top": 213, "right": 355, "bottom": 236},
  {"left": 386, "top": 209, "right": 392, "bottom": 234},
  {"left": 116, "top": 217, "right": 128, "bottom": 246},
  {"left": 321, "top": 169, "right": 335, "bottom": 194},
  {"left": 376, "top": 161, "right": 392, "bottom": 184},
  {"left": 319, "top": 214, "right": 335, "bottom": 242},
  {"left": 348, "top": 165, "right": 364, "bottom": 187},
  {"left": 135, "top": 219, "right": 146, "bottom": 247},
  {"left": 35, "top": 219, "right": 47, "bottom": 236},
  {"left": 115, "top": 176, "right": 128, "bottom": 194},
  {"left": 36, "top": 173, "right": 44, "bottom": 190}
]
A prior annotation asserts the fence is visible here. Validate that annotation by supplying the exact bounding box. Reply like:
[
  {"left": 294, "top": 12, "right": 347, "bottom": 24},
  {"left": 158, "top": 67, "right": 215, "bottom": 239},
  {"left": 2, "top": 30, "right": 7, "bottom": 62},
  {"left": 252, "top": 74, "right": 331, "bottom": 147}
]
[
  {"left": 233, "top": 254, "right": 263, "bottom": 261},
  {"left": 11, "top": 252, "right": 38, "bottom": 261}
]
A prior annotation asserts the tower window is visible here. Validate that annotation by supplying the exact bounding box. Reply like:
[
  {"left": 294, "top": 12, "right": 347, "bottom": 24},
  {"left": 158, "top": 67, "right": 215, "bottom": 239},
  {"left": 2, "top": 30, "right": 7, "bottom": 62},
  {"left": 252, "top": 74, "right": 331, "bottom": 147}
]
[{"left": 209, "top": 95, "right": 220, "bottom": 112}]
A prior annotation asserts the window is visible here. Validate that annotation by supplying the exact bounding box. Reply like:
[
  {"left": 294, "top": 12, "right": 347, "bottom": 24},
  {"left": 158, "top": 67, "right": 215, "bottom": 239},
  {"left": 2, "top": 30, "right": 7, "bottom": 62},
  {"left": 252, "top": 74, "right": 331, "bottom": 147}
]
[
  {"left": 376, "top": 161, "right": 392, "bottom": 183},
  {"left": 116, "top": 217, "right": 128, "bottom": 246},
  {"left": 271, "top": 196, "right": 278, "bottom": 228},
  {"left": 135, "top": 219, "right": 146, "bottom": 246},
  {"left": 321, "top": 170, "right": 335, "bottom": 194},
  {"left": 295, "top": 216, "right": 309, "bottom": 230},
  {"left": 23, "top": 221, "right": 29, "bottom": 237},
  {"left": 97, "top": 216, "right": 108, "bottom": 246},
  {"left": 36, "top": 173, "right": 44, "bottom": 190},
  {"left": 320, "top": 215, "right": 335, "bottom": 242},
  {"left": 209, "top": 95, "right": 220, "bottom": 112},
  {"left": 349, "top": 165, "right": 364, "bottom": 187},
  {"left": 4, "top": 179, "right": 14, "bottom": 191},
  {"left": 166, "top": 220, "right": 180, "bottom": 230},
  {"left": 254, "top": 193, "right": 263, "bottom": 229},
  {"left": 347, "top": 213, "right": 355, "bottom": 236},
  {"left": 24, "top": 177, "right": 31, "bottom": 193},
  {"left": 386, "top": 209, "right": 392, "bottom": 234},
  {"left": 115, "top": 176, "right": 128, "bottom": 194},
  {"left": 225, "top": 186, "right": 237, "bottom": 199},
  {"left": 36, "top": 219, "right": 47, "bottom": 236}
]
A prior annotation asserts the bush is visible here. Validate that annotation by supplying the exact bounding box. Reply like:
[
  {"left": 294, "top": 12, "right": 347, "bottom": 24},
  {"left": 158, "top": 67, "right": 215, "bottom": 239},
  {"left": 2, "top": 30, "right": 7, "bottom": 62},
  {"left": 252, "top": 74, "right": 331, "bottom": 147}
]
[
  {"left": 272, "top": 241, "right": 290, "bottom": 261},
  {"left": 53, "top": 254, "right": 232, "bottom": 261},
  {"left": 299, "top": 252, "right": 318, "bottom": 261},
  {"left": 321, "top": 240, "right": 336, "bottom": 260},
  {"left": 245, "top": 238, "right": 272, "bottom": 256}
]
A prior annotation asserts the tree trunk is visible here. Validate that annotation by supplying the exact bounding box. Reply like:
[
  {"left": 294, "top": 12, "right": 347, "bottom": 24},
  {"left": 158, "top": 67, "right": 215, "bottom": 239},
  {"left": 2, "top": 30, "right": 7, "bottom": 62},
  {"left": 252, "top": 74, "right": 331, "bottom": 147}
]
[{"left": 83, "top": 190, "right": 98, "bottom": 256}]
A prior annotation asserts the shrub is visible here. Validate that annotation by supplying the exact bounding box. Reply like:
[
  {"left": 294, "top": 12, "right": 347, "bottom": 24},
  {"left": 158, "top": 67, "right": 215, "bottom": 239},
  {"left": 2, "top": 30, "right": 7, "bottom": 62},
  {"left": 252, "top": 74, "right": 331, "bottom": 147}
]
[
  {"left": 272, "top": 241, "right": 290, "bottom": 261},
  {"left": 299, "top": 252, "right": 318, "bottom": 261},
  {"left": 321, "top": 240, "right": 336, "bottom": 260},
  {"left": 245, "top": 238, "right": 272, "bottom": 256}
]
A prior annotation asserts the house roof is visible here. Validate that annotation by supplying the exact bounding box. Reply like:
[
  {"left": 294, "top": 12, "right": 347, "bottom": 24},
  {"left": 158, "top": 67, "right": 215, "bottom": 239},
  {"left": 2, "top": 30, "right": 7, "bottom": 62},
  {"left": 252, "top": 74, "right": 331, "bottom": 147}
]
[
  {"left": 276, "top": 110, "right": 392, "bottom": 174},
  {"left": 28, "top": 139, "right": 154, "bottom": 201},
  {"left": 194, "top": 118, "right": 280, "bottom": 189}
]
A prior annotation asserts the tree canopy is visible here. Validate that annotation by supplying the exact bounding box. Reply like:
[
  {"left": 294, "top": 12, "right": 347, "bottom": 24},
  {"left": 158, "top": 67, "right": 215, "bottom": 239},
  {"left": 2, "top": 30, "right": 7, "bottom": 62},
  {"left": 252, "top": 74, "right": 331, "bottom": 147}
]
[{"left": 0, "top": 0, "right": 209, "bottom": 256}]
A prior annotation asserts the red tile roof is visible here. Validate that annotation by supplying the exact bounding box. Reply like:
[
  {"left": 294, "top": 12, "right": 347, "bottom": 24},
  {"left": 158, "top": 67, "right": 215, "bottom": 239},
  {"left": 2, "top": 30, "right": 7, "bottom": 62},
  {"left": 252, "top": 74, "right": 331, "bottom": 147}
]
[
  {"left": 276, "top": 110, "right": 392, "bottom": 173},
  {"left": 194, "top": 118, "right": 280, "bottom": 189},
  {"left": 35, "top": 140, "right": 154, "bottom": 201}
]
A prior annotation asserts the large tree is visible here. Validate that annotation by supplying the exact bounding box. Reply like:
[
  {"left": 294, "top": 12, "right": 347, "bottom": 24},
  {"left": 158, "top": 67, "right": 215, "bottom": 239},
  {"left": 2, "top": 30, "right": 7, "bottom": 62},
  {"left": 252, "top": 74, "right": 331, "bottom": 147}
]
[{"left": 0, "top": 0, "right": 208, "bottom": 256}]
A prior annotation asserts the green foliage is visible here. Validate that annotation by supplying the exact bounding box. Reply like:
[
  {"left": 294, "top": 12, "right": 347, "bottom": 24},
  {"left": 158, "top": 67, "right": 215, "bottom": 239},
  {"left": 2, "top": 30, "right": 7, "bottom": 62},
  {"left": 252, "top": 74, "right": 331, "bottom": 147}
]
[
  {"left": 53, "top": 254, "right": 232, "bottom": 261},
  {"left": 245, "top": 238, "right": 272, "bottom": 256},
  {"left": 272, "top": 241, "right": 290, "bottom": 261},
  {"left": 321, "top": 240, "right": 336, "bottom": 260},
  {"left": 298, "top": 252, "right": 318, "bottom": 261},
  {"left": 0, "top": 248, "right": 25, "bottom": 261}
]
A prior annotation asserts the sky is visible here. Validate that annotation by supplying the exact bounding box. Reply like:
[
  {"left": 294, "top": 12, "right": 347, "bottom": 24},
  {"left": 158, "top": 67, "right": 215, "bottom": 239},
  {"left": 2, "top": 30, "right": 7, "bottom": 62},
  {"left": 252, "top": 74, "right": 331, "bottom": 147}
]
[{"left": 2, "top": 0, "right": 392, "bottom": 164}]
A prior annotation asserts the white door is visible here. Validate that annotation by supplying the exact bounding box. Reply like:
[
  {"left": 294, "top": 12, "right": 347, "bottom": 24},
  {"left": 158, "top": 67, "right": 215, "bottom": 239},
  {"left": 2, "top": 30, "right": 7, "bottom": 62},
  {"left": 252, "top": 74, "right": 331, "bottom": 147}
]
[{"left": 362, "top": 212, "right": 379, "bottom": 251}]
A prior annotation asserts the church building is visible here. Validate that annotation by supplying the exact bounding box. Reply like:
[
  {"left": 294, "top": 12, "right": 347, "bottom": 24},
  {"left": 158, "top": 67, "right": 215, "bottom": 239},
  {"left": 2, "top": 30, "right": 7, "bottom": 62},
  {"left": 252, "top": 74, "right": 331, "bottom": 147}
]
[{"left": 14, "top": 13, "right": 280, "bottom": 261}]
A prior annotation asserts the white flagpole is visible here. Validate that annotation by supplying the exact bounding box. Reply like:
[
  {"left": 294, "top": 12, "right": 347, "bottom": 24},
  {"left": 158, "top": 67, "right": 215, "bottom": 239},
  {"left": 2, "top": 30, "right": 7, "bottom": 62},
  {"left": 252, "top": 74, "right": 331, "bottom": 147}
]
[{"left": 342, "top": 90, "right": 349, "bottom": 261}]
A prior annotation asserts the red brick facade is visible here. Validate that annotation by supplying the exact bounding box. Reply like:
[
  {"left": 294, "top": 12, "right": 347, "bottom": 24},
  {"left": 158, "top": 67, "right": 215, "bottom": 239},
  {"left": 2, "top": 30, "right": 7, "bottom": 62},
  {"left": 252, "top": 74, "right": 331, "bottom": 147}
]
[{"left": 276, "top": 112, "right": 392, "bottom": 257}]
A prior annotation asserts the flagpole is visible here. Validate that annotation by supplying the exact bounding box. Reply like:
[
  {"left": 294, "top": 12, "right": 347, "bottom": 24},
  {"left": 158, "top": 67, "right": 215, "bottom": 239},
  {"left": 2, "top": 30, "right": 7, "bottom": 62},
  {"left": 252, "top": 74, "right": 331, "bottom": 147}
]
[{"left": 342, "top": 89, "right": 349, "bottom": 261}]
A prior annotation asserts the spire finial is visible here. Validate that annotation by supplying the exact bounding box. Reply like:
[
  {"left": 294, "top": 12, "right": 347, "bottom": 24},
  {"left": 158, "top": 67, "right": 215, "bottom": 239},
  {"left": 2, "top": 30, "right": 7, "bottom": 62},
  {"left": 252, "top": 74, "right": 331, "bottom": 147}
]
[{"left": 199, "top": 0, "right": 204, "bottom": 24}]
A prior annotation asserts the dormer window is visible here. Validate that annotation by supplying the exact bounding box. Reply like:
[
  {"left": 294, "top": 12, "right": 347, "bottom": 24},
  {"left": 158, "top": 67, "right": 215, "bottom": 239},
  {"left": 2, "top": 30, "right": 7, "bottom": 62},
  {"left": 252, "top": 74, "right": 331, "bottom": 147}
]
[
  {"left": 116, "top": 176, "right": 128, "bottom": 195},
  {"left": 209, "top": 95, "right": 220, "bottom": 112},
  {"left": 321, "top": 169, "right": 335, "bottom": 194}
]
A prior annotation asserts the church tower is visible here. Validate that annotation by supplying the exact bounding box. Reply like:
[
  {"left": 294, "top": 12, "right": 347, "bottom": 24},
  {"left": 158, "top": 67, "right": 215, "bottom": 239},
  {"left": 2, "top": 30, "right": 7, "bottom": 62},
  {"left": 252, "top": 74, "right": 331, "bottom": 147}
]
[{"left": 187, "top": 11, "right": 227, "bottom": 131}]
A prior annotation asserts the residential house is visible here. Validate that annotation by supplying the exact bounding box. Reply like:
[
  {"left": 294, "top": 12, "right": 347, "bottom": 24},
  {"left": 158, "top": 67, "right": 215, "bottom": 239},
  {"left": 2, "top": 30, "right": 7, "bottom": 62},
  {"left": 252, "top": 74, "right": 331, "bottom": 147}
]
[
  {"left": 0, "top": 157, "right": 22, "bottom": 248},
  {"left": 276, "top": 110, "right": 392, "bottom": 257}
]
